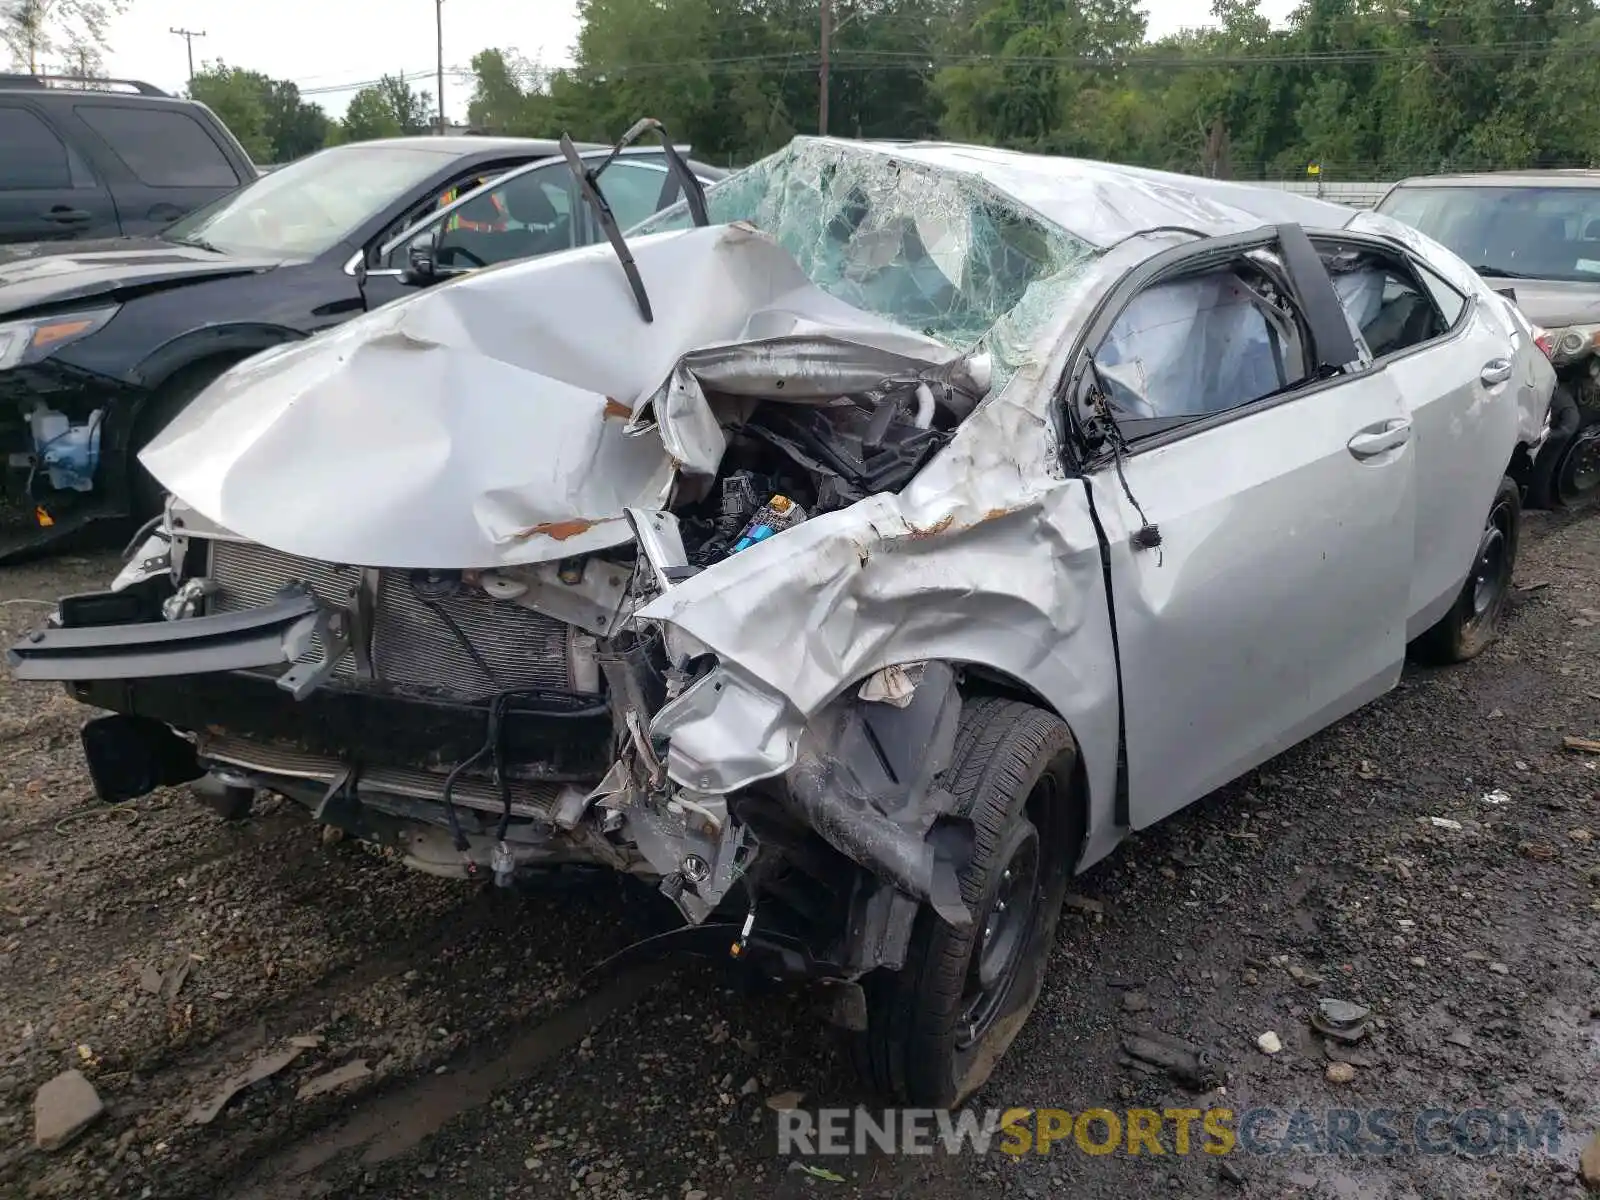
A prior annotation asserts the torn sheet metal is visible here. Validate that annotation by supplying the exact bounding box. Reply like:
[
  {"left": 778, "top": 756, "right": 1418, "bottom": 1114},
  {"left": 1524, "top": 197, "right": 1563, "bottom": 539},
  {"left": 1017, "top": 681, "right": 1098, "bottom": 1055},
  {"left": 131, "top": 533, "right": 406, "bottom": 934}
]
[{"left": 140, "top": 225, "right": 962, "bottom": 570}]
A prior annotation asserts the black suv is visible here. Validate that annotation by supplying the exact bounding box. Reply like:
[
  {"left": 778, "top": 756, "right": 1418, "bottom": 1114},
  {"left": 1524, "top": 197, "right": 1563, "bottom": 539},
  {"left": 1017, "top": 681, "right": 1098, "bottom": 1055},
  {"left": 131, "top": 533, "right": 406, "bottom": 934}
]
[{"left": 0, "top": 74, "right": 257, "bottom": 244}]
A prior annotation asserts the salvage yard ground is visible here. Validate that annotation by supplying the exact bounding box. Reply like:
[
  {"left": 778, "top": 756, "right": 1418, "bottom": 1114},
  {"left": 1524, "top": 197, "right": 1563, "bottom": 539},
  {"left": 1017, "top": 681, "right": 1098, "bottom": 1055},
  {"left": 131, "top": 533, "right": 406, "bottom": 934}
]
[{"left": 1, "top": 505, "right": 1598, "bottom": 1200}]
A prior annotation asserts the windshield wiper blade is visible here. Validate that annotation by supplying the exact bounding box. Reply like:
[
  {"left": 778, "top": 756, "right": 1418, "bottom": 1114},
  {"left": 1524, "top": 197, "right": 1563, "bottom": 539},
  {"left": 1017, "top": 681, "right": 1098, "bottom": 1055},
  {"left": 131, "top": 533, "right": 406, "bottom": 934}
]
[
  {"left": 1469, "top": 264, "right": 1529, "bottom": 279},
  {"left": 560, "top": 131, "right": 652, "bottom": 324},
  {"left": 558, "top": 118, "right": 711, "bottom": 326},
  {"left": 170, "top": 235, "right": 222, "bottom": 253}
]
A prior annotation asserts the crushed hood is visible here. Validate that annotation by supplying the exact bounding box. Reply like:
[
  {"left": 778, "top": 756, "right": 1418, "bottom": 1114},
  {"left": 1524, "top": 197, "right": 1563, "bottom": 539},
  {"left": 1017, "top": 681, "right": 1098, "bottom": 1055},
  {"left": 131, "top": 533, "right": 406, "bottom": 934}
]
[{"left": 141, "top": 224, "right": 964, "bottom": 569}]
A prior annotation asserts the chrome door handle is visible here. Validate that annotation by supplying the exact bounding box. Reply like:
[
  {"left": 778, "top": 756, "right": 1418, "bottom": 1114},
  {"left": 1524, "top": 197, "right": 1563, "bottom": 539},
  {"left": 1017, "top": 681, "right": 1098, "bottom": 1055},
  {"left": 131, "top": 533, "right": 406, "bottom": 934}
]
[
  {"left": 1348, "top": 418, "right": 1413, "bottom": 459},
  {"left": 1480, "top": 358, "right": 1513, "bottom": 386}
]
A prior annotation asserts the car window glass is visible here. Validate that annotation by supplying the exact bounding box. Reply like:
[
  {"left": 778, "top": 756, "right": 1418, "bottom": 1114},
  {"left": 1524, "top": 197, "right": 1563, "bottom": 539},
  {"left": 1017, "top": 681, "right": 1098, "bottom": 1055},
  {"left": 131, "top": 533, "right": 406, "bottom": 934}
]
[
  {"left": 1094, "top": 264, "right": 1307, "bottom": 420},
  {"left": 596, "top": 160, "right": 668, "bottom": 231},
  {"left": 171, "top": 143, "right": 457, "bottom": 259},
  {"left": 0, "top": 107, "right": 73, "bottom": 189},
  {"left": 75, "top": 104, "right": 239, "bottom": 187},
  {"left": 1379, "top": 185, "right": 1600, "bottom": 283},
  {"left": 432, "top": 164, "right": 577, "bottom": 271},
  {"left": 375, "top": 167, "right": 511, "bottom": 267},
  {"left": 1414, "top": 263, "right": 1467, "bottom": 328},
  {"left": 1326, "top": 257, "right": 1446, "bottom": 360}
]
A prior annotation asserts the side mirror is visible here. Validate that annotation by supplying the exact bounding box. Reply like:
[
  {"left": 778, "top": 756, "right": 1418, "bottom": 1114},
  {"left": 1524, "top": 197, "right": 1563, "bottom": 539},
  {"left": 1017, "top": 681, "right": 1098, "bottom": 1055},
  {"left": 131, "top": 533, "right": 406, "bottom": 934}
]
[{"left": 400, "top": 230, "right": 440, "bottom": 287}]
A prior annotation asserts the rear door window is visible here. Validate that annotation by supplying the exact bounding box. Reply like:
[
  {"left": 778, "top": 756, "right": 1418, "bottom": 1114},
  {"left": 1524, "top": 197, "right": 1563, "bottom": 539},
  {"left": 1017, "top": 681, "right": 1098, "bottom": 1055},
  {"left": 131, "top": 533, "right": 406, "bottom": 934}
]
[
  {"left": 0, "top": 106, "right": 75, "bottom": 189},
  {"left": 75, "top": 104, "right": 241, "bottom": 187},
  {"left": 1325, "top": 255, "right": 1448, "bottom": 361}
]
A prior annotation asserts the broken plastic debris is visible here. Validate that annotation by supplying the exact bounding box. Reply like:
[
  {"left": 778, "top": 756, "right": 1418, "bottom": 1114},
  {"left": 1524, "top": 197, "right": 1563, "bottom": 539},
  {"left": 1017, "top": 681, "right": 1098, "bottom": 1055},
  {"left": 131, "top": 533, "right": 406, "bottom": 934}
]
[
  {"left": 187, "top": 1045, "right": 304, "bottom": 1125},
  {"left": 1428, "top": 817, "right": 1464, "bottom": 830},
  {"left": 1121, "top": 1028, "right": 1217, "bottom": 1090},
  {"left": 1256, "top": 1031, "right": 1283, "bottom": 1055},
  {"left": 857, "top": 662, "right": 925, "bottom": 708},
  {"left": 1480, "top": 789, "right": 1512, "bottom": 806}
]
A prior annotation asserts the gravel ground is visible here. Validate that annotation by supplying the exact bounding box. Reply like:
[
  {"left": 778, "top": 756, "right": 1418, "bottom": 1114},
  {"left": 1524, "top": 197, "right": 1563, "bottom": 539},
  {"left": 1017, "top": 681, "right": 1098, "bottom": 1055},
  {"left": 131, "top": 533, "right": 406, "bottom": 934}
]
[{"left": 0, "top": 507, "right": 1597, "bottom": 1200}]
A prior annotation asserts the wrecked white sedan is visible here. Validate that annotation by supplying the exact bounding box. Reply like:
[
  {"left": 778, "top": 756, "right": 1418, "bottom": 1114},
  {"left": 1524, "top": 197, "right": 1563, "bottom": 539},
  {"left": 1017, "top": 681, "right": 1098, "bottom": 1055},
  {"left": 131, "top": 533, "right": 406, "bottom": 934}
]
[{"left": 9, "top": 137, "right": 1554, "bottom": 1106}]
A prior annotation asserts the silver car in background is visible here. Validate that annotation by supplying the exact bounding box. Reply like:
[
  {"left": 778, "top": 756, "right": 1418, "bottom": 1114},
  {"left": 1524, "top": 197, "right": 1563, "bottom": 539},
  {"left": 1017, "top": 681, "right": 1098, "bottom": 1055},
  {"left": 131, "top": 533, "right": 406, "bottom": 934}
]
[
  {"left": 1377, "top": 170, "right": 1600, "bottom": 506},
  {"left": 9, "top": 138, "right": 1555, "bottom": 1107}
]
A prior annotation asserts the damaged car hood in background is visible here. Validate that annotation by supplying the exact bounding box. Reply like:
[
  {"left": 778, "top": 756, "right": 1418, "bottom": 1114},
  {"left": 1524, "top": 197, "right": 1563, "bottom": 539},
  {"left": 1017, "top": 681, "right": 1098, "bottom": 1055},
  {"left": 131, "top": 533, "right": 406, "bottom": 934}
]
[{"left": 141, "top": 138, "right": 1112, "bottom": 570}]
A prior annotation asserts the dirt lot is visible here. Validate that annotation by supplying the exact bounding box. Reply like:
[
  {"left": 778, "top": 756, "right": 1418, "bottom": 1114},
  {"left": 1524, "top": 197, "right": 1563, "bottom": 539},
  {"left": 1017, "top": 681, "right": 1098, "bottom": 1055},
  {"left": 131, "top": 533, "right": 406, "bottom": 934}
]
[{"left": 0, "top": 506, "right": 1597, "bottom": 1200}]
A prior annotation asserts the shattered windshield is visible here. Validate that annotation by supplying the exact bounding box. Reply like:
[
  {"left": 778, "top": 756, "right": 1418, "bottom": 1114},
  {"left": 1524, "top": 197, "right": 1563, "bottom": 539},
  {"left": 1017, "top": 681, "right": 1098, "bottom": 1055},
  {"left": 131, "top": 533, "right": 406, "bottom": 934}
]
[{"left": 634, "top": 138, "right": 1099, "bottom": 381}]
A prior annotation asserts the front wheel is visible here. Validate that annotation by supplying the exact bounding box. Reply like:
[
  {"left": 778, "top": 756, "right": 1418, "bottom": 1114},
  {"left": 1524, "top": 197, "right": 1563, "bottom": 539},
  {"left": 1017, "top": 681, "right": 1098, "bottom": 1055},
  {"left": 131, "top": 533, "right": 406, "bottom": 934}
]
[
  {"left": 853, "top": 698, "right": 1083, "bottom": 1107},
  {"left": 1409, "top": 475, "right": 1521, "bottom": 665}
]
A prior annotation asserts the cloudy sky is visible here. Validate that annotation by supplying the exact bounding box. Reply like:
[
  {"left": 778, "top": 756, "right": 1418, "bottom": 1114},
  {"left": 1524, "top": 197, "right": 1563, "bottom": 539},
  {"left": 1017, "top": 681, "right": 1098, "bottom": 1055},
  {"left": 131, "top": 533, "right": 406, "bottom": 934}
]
[{"left": 102, "top": 0, "right": 1298, "bottom": 121}]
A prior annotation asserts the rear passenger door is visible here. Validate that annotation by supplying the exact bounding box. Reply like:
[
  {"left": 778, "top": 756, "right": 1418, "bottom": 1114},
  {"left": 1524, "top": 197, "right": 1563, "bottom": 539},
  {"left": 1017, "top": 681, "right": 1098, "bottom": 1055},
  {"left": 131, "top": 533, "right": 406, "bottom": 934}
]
[
  {"left": 1316, "top": 237, "right": 1522, "bottom": 639},
  {"left": 0, "top": 103, "right": 118, "bottom": 242},
  {"left": 1075, "top": 227, "right": 1417, "bottom": 830},
  {"left": 72, "top": 102, "right": 247, "bottom": 235}
]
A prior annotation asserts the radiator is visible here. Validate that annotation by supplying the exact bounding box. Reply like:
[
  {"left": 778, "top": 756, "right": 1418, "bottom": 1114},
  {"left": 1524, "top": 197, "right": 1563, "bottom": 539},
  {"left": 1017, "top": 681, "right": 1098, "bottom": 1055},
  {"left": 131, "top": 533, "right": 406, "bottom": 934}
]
[{"left": 205, "top": 540, "right": 575, "bottom": 699}]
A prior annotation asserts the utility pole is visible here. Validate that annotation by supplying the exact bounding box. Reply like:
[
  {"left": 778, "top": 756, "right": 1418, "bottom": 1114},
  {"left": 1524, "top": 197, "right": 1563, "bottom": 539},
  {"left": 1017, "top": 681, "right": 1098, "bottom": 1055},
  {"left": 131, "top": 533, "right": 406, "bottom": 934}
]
[
  {"left": 435, "top": 0, "right": 446, "bottom": 134},
  {"left": 169, "top": 28, "right": 205, "bottom": 84},
  {"left": 818, "top": 0, "right": 830, "bottom": 136}
]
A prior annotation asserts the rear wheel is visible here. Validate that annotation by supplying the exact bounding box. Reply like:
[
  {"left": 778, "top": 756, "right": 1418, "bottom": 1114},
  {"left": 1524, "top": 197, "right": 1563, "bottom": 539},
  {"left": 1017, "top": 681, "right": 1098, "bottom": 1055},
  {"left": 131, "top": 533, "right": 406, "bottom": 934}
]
[
  {"left": 853, "top": 698, "right": 1083, "bottom": 1106},
  {"left": 1410, "top": 475, "right": 1520, "bottom": 665}
]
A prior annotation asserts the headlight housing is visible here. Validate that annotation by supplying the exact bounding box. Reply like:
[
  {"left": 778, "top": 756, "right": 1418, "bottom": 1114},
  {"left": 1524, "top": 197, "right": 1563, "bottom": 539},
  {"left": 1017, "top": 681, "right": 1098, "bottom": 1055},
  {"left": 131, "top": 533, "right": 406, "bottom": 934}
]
[
  {"left": 1546, "top": 322, "right": 1600, "bottom": 366},
  {"left": 0, "top": 306, "right": 120, "bottom": 370}
]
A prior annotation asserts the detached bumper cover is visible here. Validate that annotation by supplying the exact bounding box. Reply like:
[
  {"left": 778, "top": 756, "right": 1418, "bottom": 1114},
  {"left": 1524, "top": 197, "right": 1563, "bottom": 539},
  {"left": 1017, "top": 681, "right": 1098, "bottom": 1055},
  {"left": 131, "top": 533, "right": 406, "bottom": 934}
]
[{"left": 7, "top": 591, "right": 320, "bottom": 681}]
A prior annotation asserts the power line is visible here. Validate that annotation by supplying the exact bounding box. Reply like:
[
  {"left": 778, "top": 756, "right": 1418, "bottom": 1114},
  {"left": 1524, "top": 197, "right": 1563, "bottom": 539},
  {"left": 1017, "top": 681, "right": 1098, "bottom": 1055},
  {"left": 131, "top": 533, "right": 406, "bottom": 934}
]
[{"left": 288, "top": 30, "right": 1600, "bottom": 98}]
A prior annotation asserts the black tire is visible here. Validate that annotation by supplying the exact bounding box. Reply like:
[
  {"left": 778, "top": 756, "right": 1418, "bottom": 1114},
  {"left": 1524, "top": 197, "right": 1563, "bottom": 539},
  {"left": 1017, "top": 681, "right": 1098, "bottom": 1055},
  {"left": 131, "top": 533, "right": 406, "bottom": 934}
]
[
  {"left": 1526, "top": 384, "right": 1581, "bottom": 510},
  {"left": 853, "top": 697, "right": 1083, "bottom": 1107},
  {"left": 1553, "top": 410, "right": 1600, "bottom": 507},
  {"left": 129, "top": 360, "right": 239, "bottom": 519},
  {"left": 1410, "top": 475, "right": 1520, "bottom": 666}
]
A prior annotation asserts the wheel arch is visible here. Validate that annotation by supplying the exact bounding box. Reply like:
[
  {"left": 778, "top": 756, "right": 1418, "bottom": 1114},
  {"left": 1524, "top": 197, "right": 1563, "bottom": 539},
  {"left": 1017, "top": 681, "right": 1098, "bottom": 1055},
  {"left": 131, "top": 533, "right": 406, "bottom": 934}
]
[{"left": 130, "top": 322, "right": 305, "bottom": 397}]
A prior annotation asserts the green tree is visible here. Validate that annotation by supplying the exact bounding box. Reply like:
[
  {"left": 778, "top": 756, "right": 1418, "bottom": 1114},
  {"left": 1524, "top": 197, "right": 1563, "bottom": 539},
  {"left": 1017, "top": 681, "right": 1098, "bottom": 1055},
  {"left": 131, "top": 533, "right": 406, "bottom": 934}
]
[
  {"left": 262, "top": 80, "right": 330, "bottom": 162},
  {"left": 2, "top": 0, "right": 125, "bottom": 74},
  {"left": 484, "top": 0, "right": 1600, "bottom": 178},
  {"left": 189, "top": 62, "right": 272, "bottom": 161},
  {"left": 189, "top": 63, "right": 329, "bottom": 164},
  {"left": 466, "top": 47, "right": 552, "bottom": 134},
  {"left": 340, "top": 75, "right": 434, "bottom": 142},
  {"left": 935, "top": 0, "right": 1146, "bottom": 153}
]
